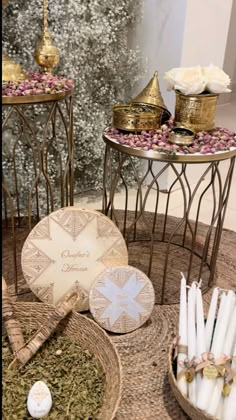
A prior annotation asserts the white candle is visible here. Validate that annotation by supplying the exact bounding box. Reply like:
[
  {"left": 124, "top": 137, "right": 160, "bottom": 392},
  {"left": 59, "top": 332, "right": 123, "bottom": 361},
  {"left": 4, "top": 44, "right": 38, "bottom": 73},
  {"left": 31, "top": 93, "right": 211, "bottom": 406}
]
[
  {"left": 177, "top": 274, "right": 188, "bottom": 396},
  {"left": 216, "top": 396, "right": 224, "bottom": 420},
  {"left": 196, "top": 291, "right": 234, "bottom": 411},
  {"left": 205, "top": 287, "right": 219, "bottom": 352},
  {"left": 213, "top": 292, "right": 227, "bottom": 343},
  {"left": 224, "top": 304, "right": 236, "bottom": 356},
  {"left": 223, "top": 385, "right": 236, "bottom": 420},
  {"left": 211, "top": 292, "right": 235, "bottom": 356},
  {"left": 195, "top": 287, "right": 206, "bottom": 397},
  {"left": 223, "top": 341, "right": 236, "bottom": 420},
  {"left": 207, "top": 303, "right": 236, "bottom": 417},
  {"left": 187, "top": 284, "right": 197, "bottom": 404},
  {"left": 196, "top": 287, "right": 206, "bottom": 356}
]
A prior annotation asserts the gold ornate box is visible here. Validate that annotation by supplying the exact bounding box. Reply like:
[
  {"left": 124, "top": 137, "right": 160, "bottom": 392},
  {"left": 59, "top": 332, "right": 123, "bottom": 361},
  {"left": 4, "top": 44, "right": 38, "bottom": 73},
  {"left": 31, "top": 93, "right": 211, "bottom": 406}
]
[
  {"left": 112, "top": 103, "right": 169, "bottom": 132},
  {"left": 113, "top": 71, "right": 171, "bottom": 132}
]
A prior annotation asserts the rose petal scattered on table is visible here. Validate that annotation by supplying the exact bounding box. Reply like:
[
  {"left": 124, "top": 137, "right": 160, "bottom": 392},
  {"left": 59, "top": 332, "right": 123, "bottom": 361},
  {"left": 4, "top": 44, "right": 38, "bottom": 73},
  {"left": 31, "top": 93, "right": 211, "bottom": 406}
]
[
  {"left": 2, "top": 72, "right": 75, "bottom": 97},
  {"left": 107, "top": 124, "right": 236, "bottom": 156}
]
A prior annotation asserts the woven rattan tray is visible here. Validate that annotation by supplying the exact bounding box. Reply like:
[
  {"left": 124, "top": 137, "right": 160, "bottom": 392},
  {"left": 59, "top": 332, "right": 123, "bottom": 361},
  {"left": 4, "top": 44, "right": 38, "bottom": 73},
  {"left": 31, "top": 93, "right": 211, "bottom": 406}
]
[{"left": 2, "top": 302, "right": 122, "bottom": 420}]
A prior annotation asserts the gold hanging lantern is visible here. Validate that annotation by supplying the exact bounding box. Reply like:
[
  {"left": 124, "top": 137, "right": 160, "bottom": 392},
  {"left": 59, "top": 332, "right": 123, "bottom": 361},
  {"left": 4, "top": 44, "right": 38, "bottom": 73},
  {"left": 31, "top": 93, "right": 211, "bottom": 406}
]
[
  {"left": 34, "top": 0, "right": 60, "bottom": 73},
  {"left": 113, "top": 71, "right": 171, "bottom": 132},
  {"left": 2, "top": 0, "right": 27, "bottom": 83}
]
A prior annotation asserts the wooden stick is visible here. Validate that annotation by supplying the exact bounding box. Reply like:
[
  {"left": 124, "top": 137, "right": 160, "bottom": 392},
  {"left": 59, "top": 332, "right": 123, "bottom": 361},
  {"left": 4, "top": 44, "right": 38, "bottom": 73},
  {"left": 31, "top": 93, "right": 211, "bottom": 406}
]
[
  {"left": 2, "top": 276, "right": 25, "bottom": 354},
  {"left": 9, "top": 292, "right": 80, "bottom": 369}
]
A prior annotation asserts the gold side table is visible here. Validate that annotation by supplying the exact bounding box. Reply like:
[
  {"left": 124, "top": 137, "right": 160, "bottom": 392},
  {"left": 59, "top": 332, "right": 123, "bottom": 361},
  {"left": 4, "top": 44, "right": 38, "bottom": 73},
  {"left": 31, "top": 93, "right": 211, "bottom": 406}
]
[
  {"left": 102, "top": 130, "right": 236, "bottom": 304},
  {"left": 2, "top": 90, "right": 74, "bottom": 294}
]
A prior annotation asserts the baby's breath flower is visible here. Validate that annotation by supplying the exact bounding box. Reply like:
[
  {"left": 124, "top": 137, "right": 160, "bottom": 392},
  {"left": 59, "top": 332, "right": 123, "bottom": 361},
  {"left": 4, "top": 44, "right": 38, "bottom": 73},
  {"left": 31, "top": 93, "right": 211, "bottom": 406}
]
[{"left": 2, "top": 0, "right": 144, "bottom": 206}]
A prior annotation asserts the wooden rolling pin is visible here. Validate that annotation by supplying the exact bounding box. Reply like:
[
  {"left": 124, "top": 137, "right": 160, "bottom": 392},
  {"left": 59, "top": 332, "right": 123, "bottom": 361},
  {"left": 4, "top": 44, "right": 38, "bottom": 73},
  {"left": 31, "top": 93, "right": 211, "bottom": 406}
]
[
  {"left": 9, "top": 291, "right": 81, "bottom": 369},
  {"left": 2, "top": 276, "right": 25, "bottom": 354}
]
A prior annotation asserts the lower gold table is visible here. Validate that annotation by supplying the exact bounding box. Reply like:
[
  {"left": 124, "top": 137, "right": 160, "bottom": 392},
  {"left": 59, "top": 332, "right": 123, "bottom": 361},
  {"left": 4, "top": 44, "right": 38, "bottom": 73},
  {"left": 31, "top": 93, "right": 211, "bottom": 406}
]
[
  {"left": 2, "top": 90, "right": 74, "bottom": 293},
  {"left": 102, "top": 130, "right": 236, "bottom": 304}
]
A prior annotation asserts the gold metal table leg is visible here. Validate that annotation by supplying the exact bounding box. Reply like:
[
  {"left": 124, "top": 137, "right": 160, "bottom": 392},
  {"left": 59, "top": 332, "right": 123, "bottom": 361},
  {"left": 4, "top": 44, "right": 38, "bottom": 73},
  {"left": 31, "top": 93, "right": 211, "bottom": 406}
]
[
  {"left": 102, "top": 148, "right": 235, "bottom": 304},
  {"left": 2, "top": 93, "right": 74, "bottom": 295}
]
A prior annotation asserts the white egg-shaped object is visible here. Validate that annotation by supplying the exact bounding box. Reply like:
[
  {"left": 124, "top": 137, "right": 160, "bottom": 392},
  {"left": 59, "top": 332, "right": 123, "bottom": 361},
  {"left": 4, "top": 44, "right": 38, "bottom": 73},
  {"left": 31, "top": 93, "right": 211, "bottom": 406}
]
[{"left": 27, "top": 381, "right": 52, "bottom": 418}]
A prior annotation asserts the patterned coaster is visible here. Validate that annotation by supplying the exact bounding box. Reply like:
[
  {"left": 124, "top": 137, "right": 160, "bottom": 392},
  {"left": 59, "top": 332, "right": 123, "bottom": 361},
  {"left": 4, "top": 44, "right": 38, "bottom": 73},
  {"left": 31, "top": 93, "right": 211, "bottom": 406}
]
[
  {"left": 89, "top": 265, "right": 155, "bottom": 333},
  {"left": 21, "top": 207, "right": 128, "bottom": 311}
]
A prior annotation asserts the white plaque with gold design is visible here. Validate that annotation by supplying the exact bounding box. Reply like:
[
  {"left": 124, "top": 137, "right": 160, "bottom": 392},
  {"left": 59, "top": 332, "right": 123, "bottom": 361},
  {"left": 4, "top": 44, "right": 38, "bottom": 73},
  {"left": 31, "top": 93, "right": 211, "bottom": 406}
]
[
  {"left": 89, "top": 266, "right": 155, "bottom": 333},
  {"left": 21, "top": 207, "right": 128, "bottom": 311}
]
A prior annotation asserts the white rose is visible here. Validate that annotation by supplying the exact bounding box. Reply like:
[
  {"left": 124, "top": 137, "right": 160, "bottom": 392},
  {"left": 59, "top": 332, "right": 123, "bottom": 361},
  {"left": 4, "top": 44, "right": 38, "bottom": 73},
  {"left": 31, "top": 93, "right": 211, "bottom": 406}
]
[
  {"left": 174, "top": 66, "right": 207, "bottom": 95},
  {"left": 204, "top": 65, "right": 231, "bottom": 93},
  {"left": 164, "top": 68, "right": 180, "bottom": 91},
  {"left": 164, "top": 66, "right": 207, "bottom": 95}
]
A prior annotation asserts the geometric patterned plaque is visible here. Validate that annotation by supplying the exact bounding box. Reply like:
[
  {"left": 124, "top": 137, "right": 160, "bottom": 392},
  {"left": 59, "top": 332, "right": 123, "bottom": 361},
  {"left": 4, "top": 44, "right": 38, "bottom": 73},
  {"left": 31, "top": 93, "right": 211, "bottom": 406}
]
[
  {"left": 89, "top": 265, "right": 155, "bottom": 333},
  {"left": 21, "top": 207, "right": 128, "bottom": 311}
]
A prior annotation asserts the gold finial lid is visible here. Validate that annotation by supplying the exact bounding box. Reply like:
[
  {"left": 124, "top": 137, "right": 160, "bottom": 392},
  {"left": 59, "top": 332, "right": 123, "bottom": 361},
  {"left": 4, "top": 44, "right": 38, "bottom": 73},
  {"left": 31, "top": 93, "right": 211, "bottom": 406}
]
[{"left": 131, "top": 71, "right": 169, "bottom": 111}]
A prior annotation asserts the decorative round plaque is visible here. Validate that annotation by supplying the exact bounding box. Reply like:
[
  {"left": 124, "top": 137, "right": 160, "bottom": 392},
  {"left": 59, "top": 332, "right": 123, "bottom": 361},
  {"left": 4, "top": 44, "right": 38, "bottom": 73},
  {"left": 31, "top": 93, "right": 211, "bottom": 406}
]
[
  {"left": 21, "top": 207, "right": 128, "bottom": 311},
  {"left": 89, "top": 266, "right": 155, "bottom": 333}
]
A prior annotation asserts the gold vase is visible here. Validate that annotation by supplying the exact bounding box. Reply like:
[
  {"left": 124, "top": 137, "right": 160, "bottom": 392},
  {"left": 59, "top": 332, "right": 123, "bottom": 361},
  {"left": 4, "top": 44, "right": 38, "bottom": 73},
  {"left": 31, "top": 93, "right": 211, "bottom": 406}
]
[
  {"left": 174, "top": 91, "right": 219, "bottom": 133},
  {"left": 34, "top": 0, "right": 59, "bottom": 73}
]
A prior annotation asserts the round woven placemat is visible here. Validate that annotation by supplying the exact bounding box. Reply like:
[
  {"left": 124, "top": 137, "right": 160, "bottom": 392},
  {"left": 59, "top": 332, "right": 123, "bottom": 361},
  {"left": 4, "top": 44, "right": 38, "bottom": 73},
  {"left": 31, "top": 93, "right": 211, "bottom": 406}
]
[{"left": 2, "top": 211, "right": 236, "bottom": 419}]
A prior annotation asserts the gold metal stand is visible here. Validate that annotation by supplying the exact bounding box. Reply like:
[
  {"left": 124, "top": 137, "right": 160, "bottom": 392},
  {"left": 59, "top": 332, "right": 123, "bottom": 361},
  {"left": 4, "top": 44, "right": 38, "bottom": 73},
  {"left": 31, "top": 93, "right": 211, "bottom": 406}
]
[
  {"left": 102, "top": 131, "right": 236, "bottom": 304},
  {"left": 2, "top": 91, "right": 74, "bottom": 294}
]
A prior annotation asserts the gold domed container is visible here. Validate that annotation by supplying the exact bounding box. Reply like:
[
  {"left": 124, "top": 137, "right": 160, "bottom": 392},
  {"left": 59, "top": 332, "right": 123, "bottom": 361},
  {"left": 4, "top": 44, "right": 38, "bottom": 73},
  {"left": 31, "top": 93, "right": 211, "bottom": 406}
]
[
  {"left": 113, "top": 71, "right": 171, "bottom": 132},
  {"left": 174, "top": 90, "right": 219, "bottom": 133}
]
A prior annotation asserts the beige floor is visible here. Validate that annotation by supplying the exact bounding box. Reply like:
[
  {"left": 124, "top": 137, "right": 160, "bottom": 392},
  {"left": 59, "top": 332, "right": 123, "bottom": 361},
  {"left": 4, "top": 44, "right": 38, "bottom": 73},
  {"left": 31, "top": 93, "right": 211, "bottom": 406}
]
[{"left": 75, "top": 95, "right": 236, "bottom": 232}]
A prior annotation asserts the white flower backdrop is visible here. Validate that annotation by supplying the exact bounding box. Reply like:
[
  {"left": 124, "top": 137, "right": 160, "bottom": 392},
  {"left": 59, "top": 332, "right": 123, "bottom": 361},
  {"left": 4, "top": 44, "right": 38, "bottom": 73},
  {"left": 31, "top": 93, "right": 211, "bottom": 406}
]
[{"left": 2, "top": 0, "right": 144, "bottom": 211}]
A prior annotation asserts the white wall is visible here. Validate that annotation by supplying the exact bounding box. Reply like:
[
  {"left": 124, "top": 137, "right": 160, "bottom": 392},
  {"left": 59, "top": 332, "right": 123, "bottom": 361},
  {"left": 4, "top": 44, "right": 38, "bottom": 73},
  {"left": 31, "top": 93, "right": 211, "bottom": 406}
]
[
  {"left": 131, "top": 0, "right": 235, "bottom": 109},
  {"left": 181, "top": 0, "right": 233, "bottom": 68},
  {"left": 131, "top": 0, "right": 187, "bottom": 114},
  {"left": 224, "top": 0, "right": 236, "bottom": 94},
  {"left": 129, "top": 0, "right": 187, "bottom": 189},
  {"left": 130, "top": 0, "right": 235, "bottom": 189},
  {"left": 233, "top": 62, "right": 236, "bottom": 90}
]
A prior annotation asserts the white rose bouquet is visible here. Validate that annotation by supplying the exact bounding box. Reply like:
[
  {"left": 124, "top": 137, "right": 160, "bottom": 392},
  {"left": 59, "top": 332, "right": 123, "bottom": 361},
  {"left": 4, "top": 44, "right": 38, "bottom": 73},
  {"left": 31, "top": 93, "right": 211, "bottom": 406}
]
[{"left": 164, "top": 65, "right": 231, "bottom": 95}]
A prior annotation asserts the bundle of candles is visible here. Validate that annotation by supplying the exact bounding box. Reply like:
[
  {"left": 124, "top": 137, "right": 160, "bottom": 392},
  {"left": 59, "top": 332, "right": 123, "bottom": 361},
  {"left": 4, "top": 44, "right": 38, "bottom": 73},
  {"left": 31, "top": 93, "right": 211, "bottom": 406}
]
[{"left": 176, "top": 273, "right": 236, "bottom": 420}]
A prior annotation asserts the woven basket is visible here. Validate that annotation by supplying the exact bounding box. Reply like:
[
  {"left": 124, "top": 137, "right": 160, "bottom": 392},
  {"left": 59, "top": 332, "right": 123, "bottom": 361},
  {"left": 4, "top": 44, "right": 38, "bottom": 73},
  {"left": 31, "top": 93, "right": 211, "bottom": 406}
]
[
  {"left": 168, "top": 343, "right": 216, "bottom": 420},
  {"left": 2, "top": 302, "right": 122, "bottom": 420}
]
